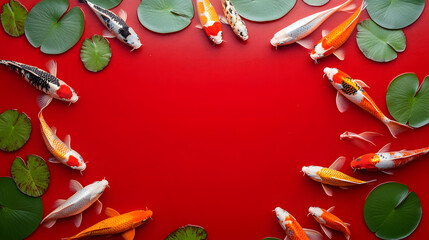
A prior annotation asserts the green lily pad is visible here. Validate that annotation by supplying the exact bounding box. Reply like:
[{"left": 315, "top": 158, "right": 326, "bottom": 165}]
[
  {"left": 356, "top": 19, "right": 406, "bottom": 62},
  {"left": 1, "top": 0, "right": 27, "bottom": 37},
  {"left": 366, "top": 0, "right": 425, "bottom": 29},
  {"left": 11, "top": 155, "right": 50, "bottom": 197},
  {"left": 230, "top": 0, "right": 296, "bottom": 22},
  {"left": 0, "top": 109, "right": 31, "bottom": 152},
  {"left": 364, "top": 182, "right": 421, "bottom": 239},
  {"left": 25, "top": 0, "right": 84, "bottom": 54},
  {"left": 262, "top": 238, "right": 282, "bottom": 240},
  {"left": 80, "top": 35, "right": 112, "bottom": 72},
  {"left": 166, "top": 225, "right": 208, "bottom": 240},
  {"left": 87, "top": 0, "right": 122, "bottom": 9},
  {"left": 0, "top": 177, "right": 43, "bottom": 240},
  {"left": 386, "top": 73, "right": 429, "bottom": 128},
  {"left": 303, "top": 0, "right": 329, "bottom": 7},
  {"left": 137, "top": 0, "right": 194, "bottom": 34}
]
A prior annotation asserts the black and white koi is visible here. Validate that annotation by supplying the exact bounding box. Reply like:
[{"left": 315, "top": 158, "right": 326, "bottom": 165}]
[{"left": 221, "top": 0, "right": 248, "bottom": 41}]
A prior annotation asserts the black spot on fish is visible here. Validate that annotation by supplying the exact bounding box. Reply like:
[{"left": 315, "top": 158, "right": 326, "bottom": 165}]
[
  {"left": 341, "top": 78, "right": 359, "bottom": 95},
  {"left": 93, "top": 4, "right": 127, "bottom": 27},
  {"left": 119, "top": 26, "right": 131, "bottom": 39},
  {"left": 229, "top": 8, "right": 233, "bottom": 14},
  {"left": 100, "top": 15, "right": 112, "bottom": 29}
]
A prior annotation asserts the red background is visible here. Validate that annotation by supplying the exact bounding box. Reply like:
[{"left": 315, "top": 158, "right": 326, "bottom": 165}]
[{"left": 0, "top": 0, "right": 428, "bottom": 239}]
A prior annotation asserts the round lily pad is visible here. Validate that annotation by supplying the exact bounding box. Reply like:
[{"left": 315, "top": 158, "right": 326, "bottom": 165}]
[
  {"left": 386, "top": 73, "right": 429, "bottom": 128},
  {"left": 0, "top": 177, "right": 43, "bottom": 240},
  {"left": 137, "top": 0, "right": 194, "bottom": 34},
  {"left": 80, "top": 35, "right": 112, "bottom": 72},
  {"left": 25, "top": 0, "right": 84, "bottom": 54},
  {"left": 229, "top": 0, "right": 296, "bottom": 22},
  {"left": 0, "top": 109, "right": 31, "bottom": 152},
  {"left": 366, "top": 0, "right": 425, "bottom": 29},
  {"left": 11, "top": 155, "right": 50, "bottom": 197},
  {"left": 356, "top": 19, "right": 406, "bottom": 62},
  {"left": 364, "top": 182, "right": 421, "bottom": 239},
  {"left": 166, "top": 225, "right": 208, "bottom": 240},
  {"left": 86, "top": 0, "right": 122, "bottom": 9},
  {"left": 262, "top": 238, "right": 282, "bottom": 240},
  {"left": 303, "top": 0, "right": 329, "bottom": 7},
  {"left": 1, "top": 0, "right": 27, "bottom": 37}
]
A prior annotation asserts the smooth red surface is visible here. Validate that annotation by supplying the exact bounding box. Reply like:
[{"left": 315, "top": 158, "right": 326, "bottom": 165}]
[{"left": 0, "top": 0, "right": 428, "bottom": 239}]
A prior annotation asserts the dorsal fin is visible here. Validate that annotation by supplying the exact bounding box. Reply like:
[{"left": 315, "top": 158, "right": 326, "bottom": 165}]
[
  {"left": 378, "top": 143, "right": 391, "bottom": 153},
  {"left": 70, "top": 179, "right": 83, "bottom": 192},
  {"left": 46, "top": 59, "right": 57, "bottom": 77},
  {"left": 105, "top": 207, "right": 121, "bottom": 217},
  {"left": 329, "top": 156, "right": 345, "bottom": 170}
]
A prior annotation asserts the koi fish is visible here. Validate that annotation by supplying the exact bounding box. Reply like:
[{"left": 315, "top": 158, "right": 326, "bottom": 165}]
[
  {"left": 0, "top": 60, "right": 79, "bottom": 103},
  {"left": 221, "top": 0, "right": 248, "bottom": 41},
  {"left": 270, "top": 0, "right": 355, "bottom": 48},
  {"left": 324, "top": 67, "right": 412, "bottom": 138},
  {"left": 80, "top": 0, "right": 141, "bottom": 50},
  {"left": 41, "top": 179, "right": 108, "bottom": 228},
  {"left": 275, "top": 207, "right": 323, "bottom": 240},
  {"left": 308, "top": 206, "right": 351, "bottom": 240},
  {"left": 63, "top": 207, "right": 153, "bottom": 240},
  {"left": 197, "top": 0, "right": 223, "bottom": 44},
  {"left": 38, "top": 96, "right": 86, "bottom": 172},
  {"left": 302, "top": 156, "right": 376, "bottom": 196},
  {"left": 340, "top": 131, "right": 383, "bottom": 146},
  {"left": 351, "top": 143, "right": 429, "bottom": 173},
  {"left": 310, "top": 1, "right": 366, "bottom": 61}
]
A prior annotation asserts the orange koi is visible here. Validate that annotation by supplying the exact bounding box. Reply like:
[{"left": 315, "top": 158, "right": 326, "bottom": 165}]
[
  {"left": 275, "top": 207, "right": 323, "bottom": 240},
  {"left": 197, "top": 0, "right": 223, "bottom": 44},
  {"left": 308, "top": 206, "right": 351, "bottom": 240},
  {"left": 63, "top": 207, "right": 152, "bottom": 240}
]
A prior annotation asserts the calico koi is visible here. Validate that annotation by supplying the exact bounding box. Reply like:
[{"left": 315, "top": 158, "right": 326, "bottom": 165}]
[
  {"left": 302, "top": 156, "right": 376, "bottom": 196},
  {"left": 41, "top": 179, "right": 108, "bottom": 228},
  {"left": 275, "top": 207, "right": 323, "bottom": 240},
  {"left": 308, "top": 206, "right": 351, "bottom": 240},
  {"left": 221, "top": 0, "right": 248, "bottom": 41},
  {"left": 324, "top": 67, "right": 412, "bottom": 138},
  {"left": 197, "top": 0, "right": 223, "bottom": 44}
]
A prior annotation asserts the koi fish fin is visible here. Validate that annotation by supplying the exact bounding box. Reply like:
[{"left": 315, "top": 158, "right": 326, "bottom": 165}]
[
  {"left": 339, "top": 186, "right": 349, "bottom": 190},
  {"left": 284, "top": 237, "right": 289, "bottom": 240},
  {"left": 73, "top": 212, "right": 82, "bottom": 228},
  {"left": 327, "top": 206, "right": 335, "bottom": 213},
  {"left": 296, "top": 39, "right": 314, "bottom": 50},
  {"left": 103, "top": 30, "right": 116, "bottom": 38},
  {"left": 345, "top": 222, "right": 351, "bottom": 226},
  {"left": 53, "top": 199, "right": 67, "bottom": 208},
  {"left": 70, "top": 179, "right": 83, "bottom": 192},
  {"left": 220, "top": 16, "right": 228, "bottom": 24},
  {"left": 322, "top": 183, "right": 333, "bottom": 197},
  {"left": 105, "top": 207, "right": 121, "bottom": 217},
  {"left": 354, "top": 79, "right": 370, "bottom": 88},
  {"left": 322, "top": 29, "right": 329, "bottom": 38},
  {"left": 336, "top": 92, "right": 350, "bottom": 113},
  {"left": 320, "top": 224, "right": 333, "bottom": 239},
  {"left": 48, "top": 157, "right": 60, "bottom": 163},
  {"left": 382, "top": 170, "right": 394, "bottom": 175},
  {"left": 358, "top": 131, "right": 383, "bottom": 145},
  {"left": 303, "top": 228, "right": 323, "bottom": 240},
  {"left": 378, "top": 143, "right": 391, "bottom": 153},
  {"left": 43, "top": 219, "right": 57, "bottom": 228},
  {"left": 49, "top": 126, "right": 57, "bottom": 135},
  {"left": 195, "top": 24, "right": 203, "bottom": 29},
  {"left": 365, "top": 179, "right": 377, "bottom": 184},
  {"left": 340, "top": 3, "right": 356, "bottom": 12},
  {"left": 385, "top": 119, "right": 412, "bottom": 138},
  {"left": 64, "top": 134, "right": 71, "bottom": 148},
  {"left": 37, "top": 94, "right": 53, "bottom": 111},
  {"left": 333, "top": 48, "right": 345, "bottom": 61},
  {"left": 46, "top": 59, "right": 57, "bottom": 77},
  {"left": 118, "top": 9, "right": 127, "bottom": 21},
  {"left": 122, "top": 228, "right": 135, "bottom": 240},
  {"left": 95, "top": 200, "right": 103, "bottom": 215},
  {"left": 329, "top": 156, "right": 345, "bottom": 170}
]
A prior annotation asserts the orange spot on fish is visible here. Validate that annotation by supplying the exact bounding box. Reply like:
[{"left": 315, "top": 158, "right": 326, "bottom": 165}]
[
  {"left": 56, "top": 85, "right": 73, "bottom": 99},
  {"left": 67, "top": 155, "right": 80, "bottom": 167},
  {"left": 203, "top": 22, "right": 222, "bottom": 36},
  {"left": 198, "top": 2, "right": 205, "bottom": 14}
]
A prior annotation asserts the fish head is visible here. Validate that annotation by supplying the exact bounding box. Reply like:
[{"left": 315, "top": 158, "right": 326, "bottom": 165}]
[
  {"left": 127, "top": 28, "right": 142, "bottom": 50},
  {"left": 310, "top": 42, "right": 327, "bottom": 61},
  {"left": 87, "top": 179, "right": 109, "bottom": 197},
  {"left": 351, "top": 154, "right": 379, "bottom": 171},
  {"left": 55, "top": 83, "right": 79, "bottom": 103},
  {"left": 67, "top": 151, "right": 86, "bottom": 171},
  {"left": 130, "top": 210, "right": 153, "bottom": 227},
  {"left": 301, "top": 166, "right": 323, "bottom": 181},
  {"left": 340, "top": 131, "right": 351, "bottom": 139},
  {"left": 308, "top": 207, "right": 324, "bottom": 221},
  {"left": 270, "top": 33, "right": 293, "bottom": 47},
  {"left": 274, "top": 207, "right": 290, "bottom": 230},
  {"left": 323, "top": 67, "right": 340, "bottom": 83},
  {"left": 210, "top": 32, "right": 223, "bottom": 45}
]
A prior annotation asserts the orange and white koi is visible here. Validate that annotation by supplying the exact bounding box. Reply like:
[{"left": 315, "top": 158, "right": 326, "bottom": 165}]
[
  {"left": 351, "top": 143, "right": 429, "bottom": 173},
  {"left": 275, "top": 207, "right": 323, "bottom": 240},
  {"left": 302, "top": 156, "right": 376, "bottom": 196},
  {"left": 197, "top": 0, "right": 223, "bottom": 44},
  {"left": 308, "top": 206, "right": 351, "bottom": 240},
  {"left": 38, "top": 96, "right": 86, "bottom": 172},
  {"left": 63, "top": 207, "right": 152, "bottom": 240},
  {"left": 324, "top": 67, "right": 412, "bottom": 138},
  {"left": 270, "top": 0, "right": 355, "bottom": 48},
  {"left": 340, "top": 131, "right": 382, "bottom": 146},
  {"left": 221, "top": 0, "right": 248, "bottom": 41},
  {"left": 310, "top": 1, "right": 366, "bottom": 61}
]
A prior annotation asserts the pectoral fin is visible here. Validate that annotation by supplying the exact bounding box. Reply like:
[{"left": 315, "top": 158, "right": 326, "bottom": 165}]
[
  {"left": 333, "top": 48, "right": 345, "bottom": 61},
  {"left": 377, "top": 143, "right": 391, "bottom": 153},
  {"left": 70, "top": 179, "right": 83, "bottom": 192},
  {"left": 336, "top": 92, "right": 350, "bottom": 113},
  {"left": 103, "top": 30, "right": 116, "bottom": 38},
  {"left": 320, "top": 224, "right": 333, "bottom": 239},
  {"left": 122, "top": 228, "right": 135, "bottom": 240},
  {"left": 46, "top": 59, "right": 57, "bottom": 77},
  {"left": 303, "top": 228, "right": 323, "bottom": 240},
  {"left": 322, "top": 184, "right": 333, "bottom": 197},
  {"left": 105, "top": 207, "right": 121, "bottom": 217},
  {"left": 329, "top": 156, "right": 345, "bottom": 170},
  {"left": 296, "top": 39, "right": 314, "bottom": 50},
  {"left": 95, "top": 200, "right": 103, "bottom": 215},
  {"left": 118, "top": 9, "right": 127, "bottom": 21},
  {"left": 327, "top": 206, "right": 335, "bottom": 213},
  {"left": 48, "top": 157, "right": 60, "bottom": 163},
  {"left": 73, "top": 212, "right": 82, "bottom": 228},
  {"left": 354, "top": 79, "right": 370, "bottom": 88}
]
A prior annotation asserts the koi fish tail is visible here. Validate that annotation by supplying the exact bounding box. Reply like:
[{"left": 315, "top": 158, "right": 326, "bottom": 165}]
[
  {"left": 364, "top": 179, "right": 377, "bottom": 184},
  {"left": 41, "top": 218, "right": 56, "bottom": 228},
  {"left": 37, "top": 94, "right": 53, "bottom": 116},
  {"left": 339, "top": 0, "right": 356, "bottom": 12},
  {"left": 385, "top": 119, "right": 412, "bottom": 138}
]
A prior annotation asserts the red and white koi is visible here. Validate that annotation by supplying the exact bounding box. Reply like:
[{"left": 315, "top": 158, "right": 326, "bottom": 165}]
[
  {"left": 197, "top": 0, "right": 223, "bottom": 44},
  {"left": 302, "top": 156, "right": 376, "bottom": 196},
  {"left": 324, "top": 67, "right": 412, "bottom": 138},
  {"left": 38, "top": 96, "right": 86, "bottom": 172},
  {"left": 308, "top": 206, "right": 351, "bottom": 240},
  {"left": 275, "top": 207, "right": 323, "bottom": 240},
  {"left": 41, "top": 179, "right": 108, "bottom": 228},
  {"left": 270, "top": 0, "right": 355, "bottom": 48},
  {"left": 0, "top": 60, "right": 79, "bottom": 103},
  {"left": 221, "top": 0, "right": 248, "bottom": 41},
  {"left": 310, "top": 1, "right": 366, "bottom": 61},
  {"left": 340, "top": 131, "right": 383, "bottom": 146}
]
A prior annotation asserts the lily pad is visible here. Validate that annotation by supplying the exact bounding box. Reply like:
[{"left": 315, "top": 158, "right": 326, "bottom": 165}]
[
  {"left": 25, "top": 0, "right": 84, "bottom": 54},
  {"left": 80, "top": 35, "right": 112, "bottom": 72},
  {"left": 366, "top": 0, "right": 425, "bottom": 29},
  {"left": 1, "top": 0, "right": 27, "bottom": 37},
  {"left": 87, "top": 0, "right": 122, "bottom": 9},
  {"left": 166, "top": 225, "right": 208, "bottom": 240},
  {"left": 262, "top": 238, "right": 282, "bottom": 240},
  {"left": 11, "top": 155, "right": 50, "bottom": 197},
  {"left": 230, "top": 0, "right": 296, "bottom": 22},
  {"left": 303, "top": 0, "right": 329, "bottom": 7},
  {"left": 364, "top": 182, "right": 421, "bottom": 239},
  {"left": 0, "top": 177, "right": 43, "bottom": 240},
  {"left": 356, "top": 19, "right": 406, "bottom": 62},
  {"left": 0, "top": 109, "right": 31, "bottom": 152},
  {"left": 386, "top": 73, "right": 429, "bottom": 128},
  {"left": 137, "top": 0, "right": 194, "bottom": 34}
]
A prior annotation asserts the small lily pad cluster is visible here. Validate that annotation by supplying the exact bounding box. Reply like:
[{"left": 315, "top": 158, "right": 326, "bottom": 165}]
[
  {"left": 230, "top": 0, "right": 296, "bottom": 22},
  {"left": 1, "top": 0, "right": 27, "bottom": 37},
  {"left": 303, "top": 0, "right": 329, "bottom": 7},
  {"left": 166, "top": 225, "right": 208, "bottom": 240}
]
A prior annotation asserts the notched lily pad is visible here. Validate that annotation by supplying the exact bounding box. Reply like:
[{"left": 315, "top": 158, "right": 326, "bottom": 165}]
[
  {"left": 1, "top": 0, "right": 27, "bottom": 37},
  {"left": 357, "top": 19, "right": 406, "bottom": 62},
  {"left": 137, "top": 0, "right": 194, "bottom": 34},
  {"left": 11, "top": 155, "right": 50, "bottom": 197},
  {"left": 303, "top": 0, "right": 329, "bottom": 7},
  {"left": 80, "top": 35, "right": 112, "bottom": 72},
  {"left": 386, "top": 73, "right": 429, "bottom": 128},
  {"left": 0, "top": 109, "right": 31, "bottom": 152},
  {"left": 230, "top": 0, "right": 296, "bottom": 22},
  {"left": 166, "top": 225, "right": 208, "bottom": 240},
  {"left": 364, "top": 182, "right": 421, "bottom": 240},
  {"left": 87, "top": 0, "right": 122, "bottom": 9}
]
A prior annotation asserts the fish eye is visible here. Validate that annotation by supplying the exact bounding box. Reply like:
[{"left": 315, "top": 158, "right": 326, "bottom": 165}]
[{"left": 276, "top": 216, "right": 280, "bottom": 221}]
